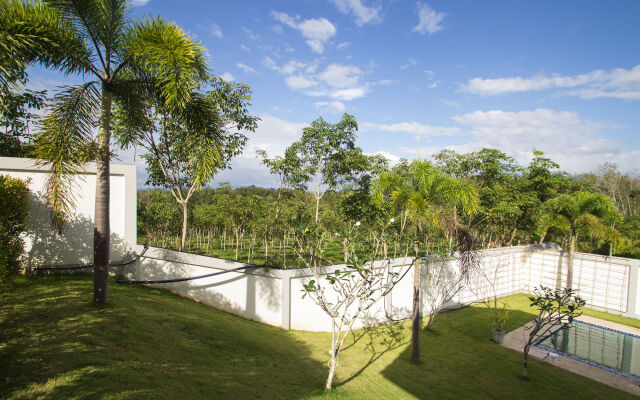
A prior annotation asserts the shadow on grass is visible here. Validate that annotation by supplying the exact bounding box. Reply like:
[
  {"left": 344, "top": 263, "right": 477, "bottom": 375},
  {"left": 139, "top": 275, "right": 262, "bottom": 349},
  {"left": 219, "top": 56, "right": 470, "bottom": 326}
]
[
  {"left": 336, "top": 320, "right": 409, "bottom": 387},
  {"left": 0, "top": 275, "right": 326, "bottom": 400},
  {"left": 380, "top": 304, "right": 637, "bottom": 400}
]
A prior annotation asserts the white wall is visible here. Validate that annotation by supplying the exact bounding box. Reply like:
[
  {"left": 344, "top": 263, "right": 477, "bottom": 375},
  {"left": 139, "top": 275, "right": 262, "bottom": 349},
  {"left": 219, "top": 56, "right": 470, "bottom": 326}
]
[
  {"left": 0, "top": 157, "right": 137, "bottom": 266},
  {"left": 125, "top": 244, "right": 640, "bottom": 332}
]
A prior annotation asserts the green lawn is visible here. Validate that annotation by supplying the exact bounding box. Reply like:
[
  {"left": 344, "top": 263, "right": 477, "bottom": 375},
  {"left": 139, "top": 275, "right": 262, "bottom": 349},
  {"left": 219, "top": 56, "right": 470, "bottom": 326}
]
[{"left": 1, "top": 276, "right": 636, "bottom": 399}]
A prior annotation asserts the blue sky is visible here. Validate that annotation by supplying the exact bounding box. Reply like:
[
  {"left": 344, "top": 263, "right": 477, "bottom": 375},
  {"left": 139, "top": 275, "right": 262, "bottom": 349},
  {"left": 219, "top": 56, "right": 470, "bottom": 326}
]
[{"left": 29, "top": 0, "right": 640, "bottom": 188}]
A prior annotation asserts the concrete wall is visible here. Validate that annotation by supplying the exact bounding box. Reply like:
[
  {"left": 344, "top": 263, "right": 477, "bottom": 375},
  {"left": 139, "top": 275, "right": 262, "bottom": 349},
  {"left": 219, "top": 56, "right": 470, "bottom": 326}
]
[
  {"left": 127, "top": 244, "right": 640, "bottom": 332},
  {"left": 0, "top": 157, "right": 137, "bottom": 266}
]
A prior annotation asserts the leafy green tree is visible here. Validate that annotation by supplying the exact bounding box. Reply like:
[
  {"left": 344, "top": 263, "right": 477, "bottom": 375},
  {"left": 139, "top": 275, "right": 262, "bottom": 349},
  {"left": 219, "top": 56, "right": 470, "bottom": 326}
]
[
  {"left": 538, "top": 192, "right": 620, "bottom": 287},
  {"left": 0, "top": 88, "right": 47, "bottom": 156},
  {"left": 257, "top": 147, "right": 307, "bottom": 220},
  {"left": 283, "top": 113, "right": 362, "bottom": 225},
  {"left": 115, "top": 76, "right": 257, "bottom": 251},
  {"left": 138, "top": 191, "right": 181, "bottom": 248},
  {"left": 1, "top": 0, "right": 208, "bottom": 303}
]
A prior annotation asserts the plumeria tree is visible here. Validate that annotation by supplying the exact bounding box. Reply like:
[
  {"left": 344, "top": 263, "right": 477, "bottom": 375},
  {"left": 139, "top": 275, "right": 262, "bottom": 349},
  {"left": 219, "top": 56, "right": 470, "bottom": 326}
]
[
  {"left": 522, "top": 286, "right": 585, "bottom": 377},
  {"left": 1, "top": 0, "right": 208, "bottom": 303},
  {"left": 296, "top": 225, "right": 409, "bottom": 390}
]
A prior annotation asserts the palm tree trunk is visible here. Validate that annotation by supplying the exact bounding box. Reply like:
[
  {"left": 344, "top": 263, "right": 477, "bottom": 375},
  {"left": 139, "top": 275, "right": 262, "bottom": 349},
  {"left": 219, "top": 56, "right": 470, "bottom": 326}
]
[
  {"left": 411, "top": 251, "right": 421, "bottom": 363},
  {"left": 93, "top": 87, "right": 112, "bottom": 304}
]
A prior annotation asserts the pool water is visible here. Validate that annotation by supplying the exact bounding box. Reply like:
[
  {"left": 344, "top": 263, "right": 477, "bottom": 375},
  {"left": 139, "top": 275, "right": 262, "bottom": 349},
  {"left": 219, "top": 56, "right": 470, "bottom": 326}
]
[{"left": 536, "top": 320, "right": 640, "bottom": 381}]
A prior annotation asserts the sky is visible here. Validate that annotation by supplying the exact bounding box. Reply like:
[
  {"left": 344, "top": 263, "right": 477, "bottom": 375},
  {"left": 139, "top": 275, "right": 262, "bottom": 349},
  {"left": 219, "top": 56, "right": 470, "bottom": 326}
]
[{"left": 28, "top": 0, "right": 640, "bottom": 188}]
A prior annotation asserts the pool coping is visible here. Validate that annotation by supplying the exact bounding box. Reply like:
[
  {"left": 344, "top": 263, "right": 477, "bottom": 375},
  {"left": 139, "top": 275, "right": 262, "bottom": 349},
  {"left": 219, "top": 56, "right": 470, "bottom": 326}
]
[{"left": 502, "top": 316, "right": 640, "bottom": 397}]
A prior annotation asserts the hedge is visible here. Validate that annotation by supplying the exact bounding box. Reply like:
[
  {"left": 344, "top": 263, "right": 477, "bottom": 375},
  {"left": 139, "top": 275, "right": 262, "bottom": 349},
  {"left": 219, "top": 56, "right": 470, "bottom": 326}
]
[{"left": 0, "top": 174, "right": 29, "bottom": 285}]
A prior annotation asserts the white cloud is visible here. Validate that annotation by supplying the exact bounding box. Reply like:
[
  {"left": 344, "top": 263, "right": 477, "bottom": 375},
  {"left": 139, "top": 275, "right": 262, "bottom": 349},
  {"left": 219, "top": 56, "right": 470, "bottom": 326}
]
[
  {"left": 220, "top": 72, "right": 234, "bottom": 82},
  {"left": 400, "top": 58, "right": 418, "bottom": 70},
  {"left": 286, "top": 74, "right": 317, "bottom": 90},
  {"left": 441, "top": 99, "right": 460, "bottom": 108},
  {"left": 130, "top": 0, "right": 150, "bottom": 6},
  {"left": 236, "top": 62, "right": 258, "bottom": 74},
  {"left": 314, "top": 101, "right": 346, "bottom": 113},
  {"left": 464, "top": 64, "right": 640, "bottom": 99},
  {"left": 361, "top": 121, "right": 459, "bottom": 136},
  {"left": 328, "top": 0, "right": 382, "bottom": 26},
  {"left": 336, "top": 42, "right": 350, "bottom": 50},
  {"left": 450, "top": 109, "right": 636, "bottom": 173},
  {"left": 331, "top": 87, "right": 368, "bottom": 100},
  {"left": 319, "top": 64, "right": 362, "bottom": 88},
  {"left": 207, "top": 23, "right": 223, "bottom": 38},
  {"left": 241, "top": 26, "right": 260, "bottom": 40},
  {"left": 240, "top": 44, "right": 250, "bottom": 52},
  {"left": 264, "top": 59, "right": 374, "bottom": 101},
  {"left": 412, "top": 3, "right": 446, "bottom": 35},
  {"left": 271, "top": 11, "right": 337, "bottom": 53}
]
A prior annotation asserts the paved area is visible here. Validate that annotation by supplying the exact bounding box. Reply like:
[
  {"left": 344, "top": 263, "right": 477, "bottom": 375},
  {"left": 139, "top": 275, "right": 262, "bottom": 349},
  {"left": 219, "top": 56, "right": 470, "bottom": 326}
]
[{"left": 502, "top": 316, "right": 640, "bottom": 397}]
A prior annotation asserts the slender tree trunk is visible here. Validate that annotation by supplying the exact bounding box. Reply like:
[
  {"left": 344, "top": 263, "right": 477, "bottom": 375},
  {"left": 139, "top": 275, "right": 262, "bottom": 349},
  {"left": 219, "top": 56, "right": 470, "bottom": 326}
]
[
  {"left": 326, "top": 352, "right": 338, "bottom": 389},
  {"left": 411, "top": 250, "right": 421, "bottom": 363},
  {"left": 315, "top": 194, "right": 320, "bottom": 225},
  {"left": 566, "top": 233, "right": 576, "bottom": 288},
  {"left": 180, "top": 202, "right": 188, "bottom": 251},
  {"left": 523, "top": 345, "right": 530, "bottom": 377},
  {"left": 93, "top": 87, "right": 112, "bottom": 304}
]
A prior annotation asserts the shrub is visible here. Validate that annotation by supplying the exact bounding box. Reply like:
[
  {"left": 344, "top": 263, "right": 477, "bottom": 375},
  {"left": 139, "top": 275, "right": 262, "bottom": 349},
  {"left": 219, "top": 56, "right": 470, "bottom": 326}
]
[{"left": 0, "top": 174, "right": 29, "bottom": 286}]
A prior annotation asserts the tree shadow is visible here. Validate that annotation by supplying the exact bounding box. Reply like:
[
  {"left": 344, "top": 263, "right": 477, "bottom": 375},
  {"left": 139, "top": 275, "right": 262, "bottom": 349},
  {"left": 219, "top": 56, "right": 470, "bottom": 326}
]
[
  {"left": 0, "top": 275, "right": 327, "bottom": 399},
  {"left": 336, "top": 317, "right": 410, "bottom": 387},
  {"left": 24, "top": 192, "right": 133, "bottom": 270}
]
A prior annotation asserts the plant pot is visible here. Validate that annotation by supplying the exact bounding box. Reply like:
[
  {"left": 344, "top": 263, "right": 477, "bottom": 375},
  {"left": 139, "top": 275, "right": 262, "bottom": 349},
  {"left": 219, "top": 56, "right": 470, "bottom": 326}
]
[{"left": 492, "top": 328, "right": 505, "bottom": 344}]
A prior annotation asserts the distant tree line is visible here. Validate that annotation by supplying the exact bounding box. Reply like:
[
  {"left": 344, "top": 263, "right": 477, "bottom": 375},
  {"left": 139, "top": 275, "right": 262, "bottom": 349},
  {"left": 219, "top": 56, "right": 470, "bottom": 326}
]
[{"left": 137, "top": 117, "right": 640, "bottom": 267}]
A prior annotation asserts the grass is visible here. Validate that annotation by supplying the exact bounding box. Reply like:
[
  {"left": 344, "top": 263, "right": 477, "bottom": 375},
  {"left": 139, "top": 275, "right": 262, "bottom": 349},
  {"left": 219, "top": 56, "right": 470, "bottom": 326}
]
[{"left": 1, "top": 276, "right": 637, "bottom": 399}]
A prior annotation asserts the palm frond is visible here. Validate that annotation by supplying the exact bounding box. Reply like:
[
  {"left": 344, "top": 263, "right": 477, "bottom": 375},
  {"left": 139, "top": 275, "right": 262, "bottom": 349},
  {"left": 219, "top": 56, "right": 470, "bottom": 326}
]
[
  {"left": 124, "top": 16, "right": 209, "bottom": 111},
  {"left": 33, "top": 82, "right": 101, "bottom": 230},
  {"left": 0, "top": 0, "right": 94, "bottom": 92}
]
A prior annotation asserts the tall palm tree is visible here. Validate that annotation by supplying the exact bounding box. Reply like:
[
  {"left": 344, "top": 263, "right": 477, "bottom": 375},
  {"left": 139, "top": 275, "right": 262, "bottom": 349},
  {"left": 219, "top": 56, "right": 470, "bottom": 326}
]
[
  {"left": 538, "top": 191, "right": 620, "bottom": 288},
  {"left": 372, "top": 160, "right": 479, "bottom": 363},
  {"left": 0, "top": 0, "right": 208, "bottom": 303}
]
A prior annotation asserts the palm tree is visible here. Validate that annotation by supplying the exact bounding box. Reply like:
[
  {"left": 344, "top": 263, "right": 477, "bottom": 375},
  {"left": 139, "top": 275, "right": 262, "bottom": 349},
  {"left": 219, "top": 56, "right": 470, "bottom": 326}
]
[
  {"left": 0, "top": 0, "right": 208, "bottom": 303},
  {"left": 538, "top": 191, "right": 620, "bottom": 288},
  {"left": 372, "top": 160, "right": 479, "bottom": 363}
]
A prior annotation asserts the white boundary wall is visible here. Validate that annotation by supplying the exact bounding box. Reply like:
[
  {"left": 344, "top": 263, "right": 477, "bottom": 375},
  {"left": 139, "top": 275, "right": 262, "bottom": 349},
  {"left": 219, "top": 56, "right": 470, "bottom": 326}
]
[
  {"left": 125, "top": 244, "right": 640, "bottom": 332},
  {"left": 0, "top": 157, "right": 137, "bottom": 266}
]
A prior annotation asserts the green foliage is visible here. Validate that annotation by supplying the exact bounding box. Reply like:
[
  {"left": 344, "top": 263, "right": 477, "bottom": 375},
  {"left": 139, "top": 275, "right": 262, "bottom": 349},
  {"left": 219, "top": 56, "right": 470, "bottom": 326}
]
[
  {"left": 490, "top": 303, "right": 509, "bottom": 331},
  {"left": 0, "top": 175, "right": 29, "bottom": 285},
  {"left": 0, "top": 87, "right": 47, "bottom": 157}
]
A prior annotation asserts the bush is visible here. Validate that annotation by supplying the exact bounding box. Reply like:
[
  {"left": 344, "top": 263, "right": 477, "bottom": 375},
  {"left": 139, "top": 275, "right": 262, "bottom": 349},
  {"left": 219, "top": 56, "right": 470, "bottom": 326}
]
[{"left": 0, "top": 174, "right": 29, "bottom": 285}]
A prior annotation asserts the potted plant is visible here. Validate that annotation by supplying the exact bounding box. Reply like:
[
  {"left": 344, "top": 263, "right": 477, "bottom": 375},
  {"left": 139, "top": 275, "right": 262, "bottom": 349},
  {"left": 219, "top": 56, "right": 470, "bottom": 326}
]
[{"left": 491, "top": 303, "right": 509, "bottom": 344}]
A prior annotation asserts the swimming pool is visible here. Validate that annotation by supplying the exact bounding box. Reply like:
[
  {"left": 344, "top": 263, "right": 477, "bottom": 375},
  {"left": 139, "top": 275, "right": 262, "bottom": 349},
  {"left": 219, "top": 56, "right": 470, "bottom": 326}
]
[{"left": 536, "top": 320, "right": 640, "bottom": 382}]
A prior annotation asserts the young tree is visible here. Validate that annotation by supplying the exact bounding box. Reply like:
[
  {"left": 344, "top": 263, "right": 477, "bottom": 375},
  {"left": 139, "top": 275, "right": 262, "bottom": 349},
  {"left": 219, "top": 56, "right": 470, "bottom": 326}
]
[
  {"left": 115, "top": 77, "right": 258, "bottom": 251},
  {"left": 283, "top": 113, "right": 361, "bottom": 225},
  {"left": 256, "top": 147, "right": 306, "bottom": 220},
  {"left": 538, "top": 192, "right": 620, "bottom": 288},
  {"left": 522, "top": 286, "right": 585, "bottom": 377},
  {"left": 297, "top": 226, "right": 409, "bottom": 390},
  {"left": 1, "top": 0, "right": 208, "bottom": 303}
]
